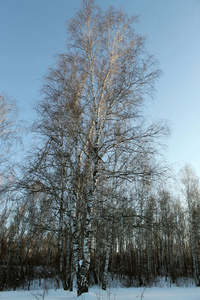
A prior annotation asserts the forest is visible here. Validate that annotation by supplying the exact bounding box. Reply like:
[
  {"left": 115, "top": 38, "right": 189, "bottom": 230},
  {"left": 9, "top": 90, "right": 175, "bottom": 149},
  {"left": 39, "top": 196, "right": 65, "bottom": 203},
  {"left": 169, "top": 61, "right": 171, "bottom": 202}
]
[{"left": 0, "top": 0, "right": 200, "bottom": 297}]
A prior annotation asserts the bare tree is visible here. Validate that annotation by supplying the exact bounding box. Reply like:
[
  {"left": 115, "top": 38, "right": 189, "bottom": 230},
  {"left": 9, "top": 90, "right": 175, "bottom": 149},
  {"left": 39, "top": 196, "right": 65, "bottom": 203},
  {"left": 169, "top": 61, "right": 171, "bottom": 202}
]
[
  {"left": 0, "top": 92, "right": 20, "bottom": 213},
  {"left": 0, "top": 93, "right": 23, "bottom": 289},
  {"left": 65, "top": 1, "right": 169, "bottom": 295},
  {"left": 0, "top": 93, "right": 19, "bottom": 175},
  {"left": 181, "top": 165, "right": 200, "bottom": 286},
  {"left": 23, "top": 0, "right": 169, "bottom": 295}
]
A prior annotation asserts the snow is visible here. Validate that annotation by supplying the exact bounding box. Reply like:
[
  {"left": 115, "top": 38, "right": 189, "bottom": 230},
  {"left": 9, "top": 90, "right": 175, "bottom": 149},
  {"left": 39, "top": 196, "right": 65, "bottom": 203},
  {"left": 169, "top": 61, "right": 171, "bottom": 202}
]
[{"left": 1, "top": 286, "right": 200, "bottom": 300}]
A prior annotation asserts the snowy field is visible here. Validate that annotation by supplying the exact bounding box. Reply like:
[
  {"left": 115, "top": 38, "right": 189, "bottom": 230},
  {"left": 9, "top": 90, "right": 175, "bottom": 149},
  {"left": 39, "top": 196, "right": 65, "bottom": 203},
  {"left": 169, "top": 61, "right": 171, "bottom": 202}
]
[{"left": 1, "top": 286, "right": 200, "bottom": 300}]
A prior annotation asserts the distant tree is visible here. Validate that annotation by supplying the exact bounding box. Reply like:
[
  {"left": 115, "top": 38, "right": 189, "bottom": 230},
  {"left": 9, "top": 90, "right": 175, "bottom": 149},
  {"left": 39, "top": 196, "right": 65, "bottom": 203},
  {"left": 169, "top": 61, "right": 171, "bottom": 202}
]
[
  {"left": 0, "top": 92, "right": 22, "bottom": 290},
  {"left": 172, "top": 197, "right": 186, "bottom": 278},
  {"left": 0, "top": 92, "right": 20, "bottom": 217},
  {"left": 181, "top": 165, "right": 200, "bottom": 286},
  {"left": 0, "top": 93, "right": 19, "bottom": 177}
]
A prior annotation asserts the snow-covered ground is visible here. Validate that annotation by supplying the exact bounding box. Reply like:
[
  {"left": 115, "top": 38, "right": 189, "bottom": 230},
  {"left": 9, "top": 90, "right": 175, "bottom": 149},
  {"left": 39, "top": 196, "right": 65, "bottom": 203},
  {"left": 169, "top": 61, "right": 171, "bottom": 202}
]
[{"left": 1, "top": 286, "right": 200, "bottom": 300}]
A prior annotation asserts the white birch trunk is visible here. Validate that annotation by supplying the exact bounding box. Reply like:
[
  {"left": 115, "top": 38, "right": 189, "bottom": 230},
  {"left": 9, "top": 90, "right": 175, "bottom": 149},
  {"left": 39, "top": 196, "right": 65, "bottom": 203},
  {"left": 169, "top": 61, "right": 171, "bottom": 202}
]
[
  {"left": 102, "top": 233, "right": 111, "bottom": 290},
  {"left": 188, "top": 200, "right": 200, "bottom": 286}
]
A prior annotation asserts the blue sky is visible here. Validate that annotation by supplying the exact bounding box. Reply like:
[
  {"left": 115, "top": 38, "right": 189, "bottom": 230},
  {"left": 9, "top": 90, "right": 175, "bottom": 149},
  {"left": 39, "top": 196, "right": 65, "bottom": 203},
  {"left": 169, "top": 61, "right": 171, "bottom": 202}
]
[{"left": 1, "top": 0, "right": 200, "bottom": 176}]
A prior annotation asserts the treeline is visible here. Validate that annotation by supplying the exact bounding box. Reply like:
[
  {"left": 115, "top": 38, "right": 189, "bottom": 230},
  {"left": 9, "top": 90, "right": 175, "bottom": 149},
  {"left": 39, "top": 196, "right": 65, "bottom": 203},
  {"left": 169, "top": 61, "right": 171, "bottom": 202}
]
[
  {"left": 0, "top": 0, "right": 200, "bottom": 296},
  {"left": 1, "top": 170, "right": 200, "bottom": 292}
]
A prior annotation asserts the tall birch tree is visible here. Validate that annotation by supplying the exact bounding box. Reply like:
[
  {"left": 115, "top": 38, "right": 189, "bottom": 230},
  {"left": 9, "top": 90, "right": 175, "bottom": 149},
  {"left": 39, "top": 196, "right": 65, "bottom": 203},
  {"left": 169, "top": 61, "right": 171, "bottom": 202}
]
[
  {"left": 27, "top": 0, "right": 169, "bottom": 295},
  {"left": 65, "top": 1, "right": 169, "bottom": 294}
]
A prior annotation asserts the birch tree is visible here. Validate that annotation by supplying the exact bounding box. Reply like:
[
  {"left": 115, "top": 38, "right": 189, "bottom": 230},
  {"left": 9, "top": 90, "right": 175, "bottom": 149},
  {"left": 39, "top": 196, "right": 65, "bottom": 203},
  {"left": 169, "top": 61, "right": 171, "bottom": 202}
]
[
  {"left": 0, "top": 93, "right": 20, "bottom": 273},
  {"left": 27, "top": 0, "right": 169, "bottom": 295},
  {"left": 65, "top": 0, "right": 169, "bottom": 294},
  {"left": 0, "top": 93, "right": 19, "bottom": 176},
  {"left": 181, "top": 165, "right": 200, "bottom": 286}
]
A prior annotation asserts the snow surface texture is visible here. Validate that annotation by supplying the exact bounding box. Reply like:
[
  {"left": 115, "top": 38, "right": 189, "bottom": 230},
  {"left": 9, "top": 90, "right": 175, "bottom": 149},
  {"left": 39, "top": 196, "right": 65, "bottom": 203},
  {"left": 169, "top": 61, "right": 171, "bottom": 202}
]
[{"left": 1, "top": 286, "right": 200, "bottom": 300}]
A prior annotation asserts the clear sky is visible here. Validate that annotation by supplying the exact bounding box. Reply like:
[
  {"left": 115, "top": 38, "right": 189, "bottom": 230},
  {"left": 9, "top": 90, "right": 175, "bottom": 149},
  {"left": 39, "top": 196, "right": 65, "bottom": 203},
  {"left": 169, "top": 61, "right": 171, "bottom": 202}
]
[{"left": 1, "top": 0, "right": 200, "bottom": 176}]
